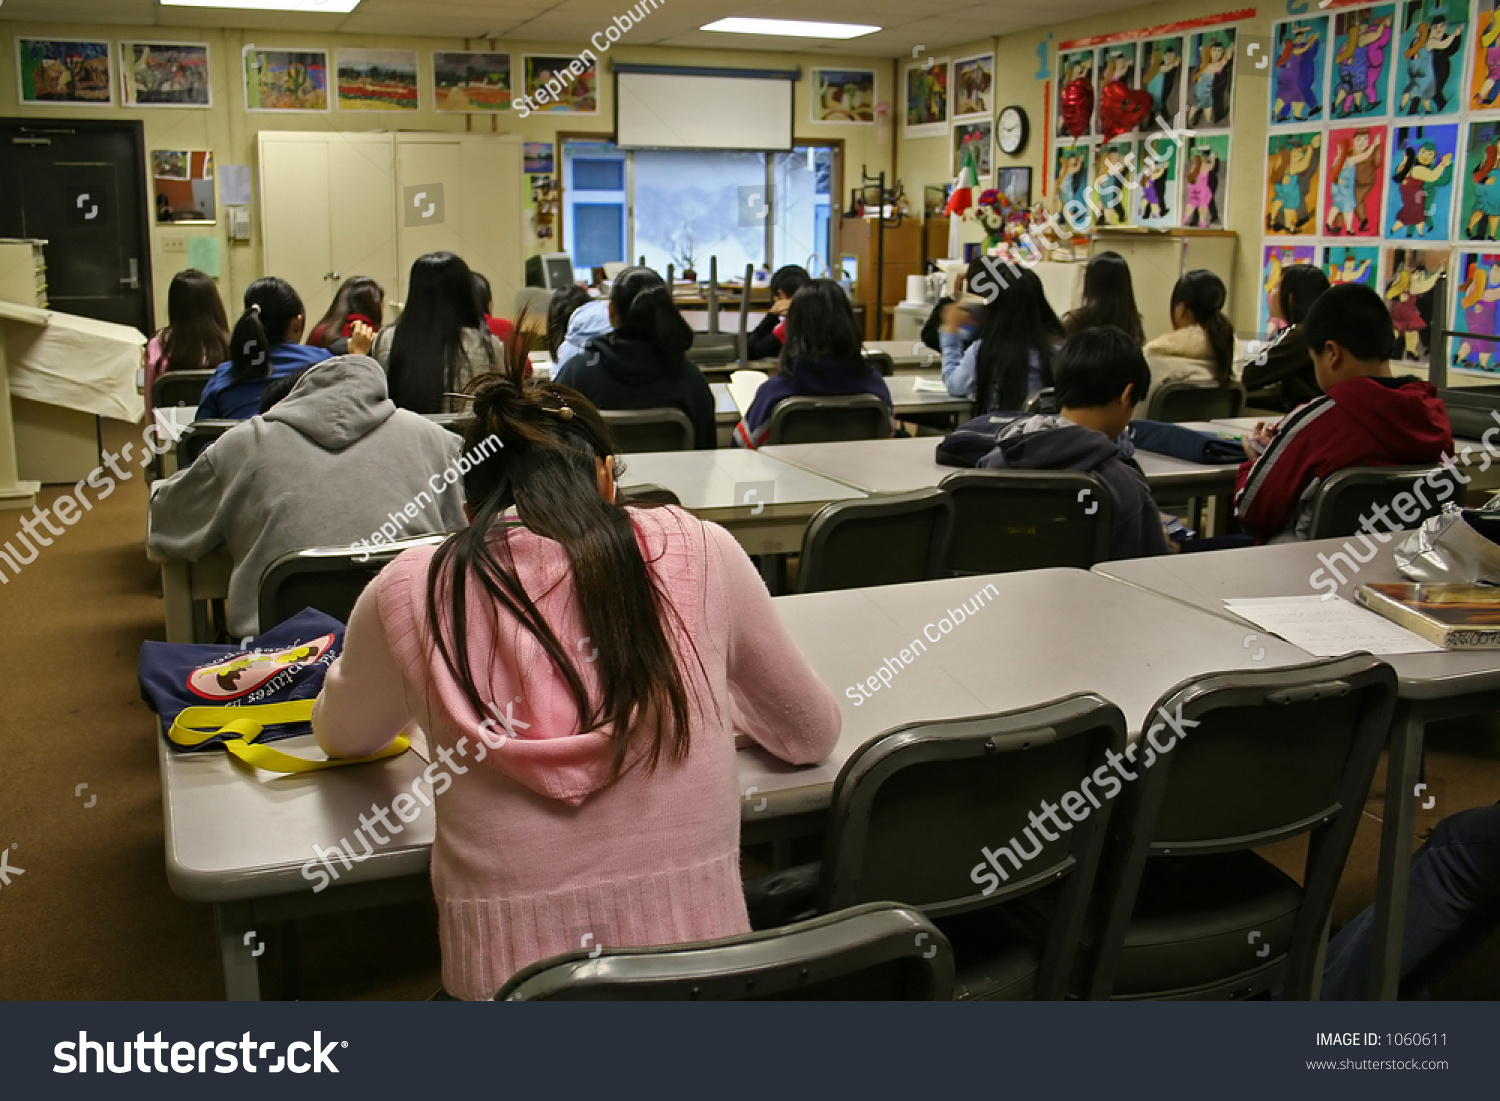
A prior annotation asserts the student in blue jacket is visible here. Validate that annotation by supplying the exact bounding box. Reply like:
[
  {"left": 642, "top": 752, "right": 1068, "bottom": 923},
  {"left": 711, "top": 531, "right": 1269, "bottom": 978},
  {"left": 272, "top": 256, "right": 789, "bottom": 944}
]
[
  {"left": 197, "top": 278, "right": 331, "bottom": 419},
  {"left": 939, "top": 265, "right": 1064, "bottom": 414},
  {"left": 735, "top": 279, "right": 893, "bottom": 448}
]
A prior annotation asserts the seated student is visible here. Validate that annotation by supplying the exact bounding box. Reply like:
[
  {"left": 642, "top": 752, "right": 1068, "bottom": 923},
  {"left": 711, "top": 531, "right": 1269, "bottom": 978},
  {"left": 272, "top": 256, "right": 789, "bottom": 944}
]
[
  {"left": 746, "top": 264, "right": 811, "bottom": 361},
  {"left": 977, "top": 326, "right": 1172, "bottom": 561},
  {"left": 472, "top": 271, "right": 515, "bottom": 344},
  {"left": 196, "top": 278, "right": 332, "bottom": 420},
  {"left": 556, "top": 297, "right": 612, "bottom": 366},
  {"left": 149, "top": 325, "right": 467, "bottom": 640},
  {"left": 734, "top": 279, "right": 893, "bottom": 449},
  {"left": 144, "top": 269, "right": 230, "bottom": 417},
  {"left": 546, "top": 285, "right": 593, "bottom": 362},
  {"left": 1242, "top": 263, "right": 1330, "bottom": 413},
  {"left": 1141, "top": 269, "right": 1236, "bottom": 407},
  {"left": 310, "top": 375, "right": 841, "bottom": 999},
  {"left": 375, "top": 252, "right": 503, "bottom": 415},
  {"left": 940, "top": 265, "right": 1064, "bottom": 414},
  {"left": 1235, "top": 282, "right": 1453, "bottom": 542},
  {"left": 1061, "top": 251, "right": 1145, "bottom": 345},
  {"left": 555, "top": 266, "right": 716, "bottom": 449},
  {"left": 307, "top": 276, "right": 385, "bottom": 356},
  {"left": 921, "top": 255, "right": 987, "bottom": 352}
]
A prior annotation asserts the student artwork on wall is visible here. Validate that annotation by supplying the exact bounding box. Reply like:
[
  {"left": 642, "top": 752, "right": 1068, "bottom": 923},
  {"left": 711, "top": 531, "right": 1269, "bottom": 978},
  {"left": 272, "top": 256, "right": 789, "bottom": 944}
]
[
  {"left": 1270, "top": 16, "right": 1329, "bottom": 126},
  {"left": 524, "top": 55, "right": 598, "bottom": 114},
  {"left": 997, "top": 166, "right": 1032, "bottom": 211},
  {"left": 1465, "top": 120, "right": 1500, "bottom": 241},
  {"left": 1453, "top": 250, "right": 1500, "bottom": 368},
  {"left": 1182, "top": 134, "right": 1229, "bottom": 229},
  {"left": 1384, "top": 245, "right": 1451, "bottom": 362},
  {"left": 1056, "top": 49, "right": 1096, "bottom": 139},
  {"left": 1395, "top": 0, "right": 1468, "bottom": 118},
  {"left": 952, "top": 55, "right": 993, "bottom": 120},
  {"left": 336, "top": 49, "right": 418, "bottom": 111},
  {"left": 1092, "top": 141, "right": 1134, "bottom": 227},
  {"left": 17, "top": 38, "right": 112, "bottom": 105},
  {"left": 1323, "top": 125, "right": 1386, "bottom": 237},
  {"left": 1325, "top": 244, "right": 1381, "bottom": 288},
  {"left": 811, "top": 69, "right": 875, "bottom": 122},
  {"left": 1262, "top": 244, "right": 1319, "bottom": 337},
  {"left": 904, "top": 60, "right": 950, "bottom": 138},
  {"left": 1052, "top": 143, "right": 1093, "bottom": 233},
  {"left": 1135, "top": 137, "right": 1177, "bottom": 229},
  {"left": 1472, "top": 0, "right": 1500, "bottom": 110},
  {"left": 1140, "top": 37, "right": 1184, "bottom": 125},
  {"left": 523, "top": 142, "right": 554, "bottom": 175},
  {"left": 953, "top": 120, "right": 993, "bottom": 182},
  {"left": 1387, "top": 122, "right": 1458, "bottom": 238},
  {"left": 121, "top": 42, "right": 211, "bottom": 107},
  {"left": 243, "top": 47, "right": 329, "bottom": 111},
  {"left": 1265, "top": 131, "right": 1324, "bottom": 236},
  {"left": 1185, "top": 28, "right": 1235, "bottom": 129},
  {"left": 432, "top": 51, "right": 511, "bottom": 113},
  {"left": 1332, "top": 5, "right": 1397, "bottom": 120}
]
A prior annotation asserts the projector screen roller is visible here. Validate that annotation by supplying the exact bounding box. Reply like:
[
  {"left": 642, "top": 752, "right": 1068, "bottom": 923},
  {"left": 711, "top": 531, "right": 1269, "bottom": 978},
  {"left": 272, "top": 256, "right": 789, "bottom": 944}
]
[{"left": 616, "top": 72, "right": 793, "bottom": 150}]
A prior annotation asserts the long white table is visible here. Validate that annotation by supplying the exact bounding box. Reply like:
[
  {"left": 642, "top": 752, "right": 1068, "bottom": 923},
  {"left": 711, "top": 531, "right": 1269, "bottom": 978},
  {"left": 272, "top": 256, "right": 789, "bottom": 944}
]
[
  {"left": 158, "top": 567, "right": 1311, "bottom": 998},
  {"left": 1094, "top": 537, "right": 1500, "bottom": 1000}
]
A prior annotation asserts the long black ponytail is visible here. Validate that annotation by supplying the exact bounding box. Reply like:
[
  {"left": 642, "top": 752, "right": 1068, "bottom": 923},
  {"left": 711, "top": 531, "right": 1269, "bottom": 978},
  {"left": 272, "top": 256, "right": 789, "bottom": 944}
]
[
  {"left": 1171, "top": 269, "right": 1235, "bottom": 385},
  {"left": 609, "top": 267, "right": 693, "bottom": 368},
  {"left": 229, "top": 277, "right": 303, "bottom": 382}
]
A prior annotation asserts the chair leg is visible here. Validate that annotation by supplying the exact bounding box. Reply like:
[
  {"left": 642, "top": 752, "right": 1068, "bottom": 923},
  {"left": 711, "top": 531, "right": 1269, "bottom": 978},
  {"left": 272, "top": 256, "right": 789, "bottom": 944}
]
[{"left": 1368, "top": 704, "right": 1426, "bottom": 1000}]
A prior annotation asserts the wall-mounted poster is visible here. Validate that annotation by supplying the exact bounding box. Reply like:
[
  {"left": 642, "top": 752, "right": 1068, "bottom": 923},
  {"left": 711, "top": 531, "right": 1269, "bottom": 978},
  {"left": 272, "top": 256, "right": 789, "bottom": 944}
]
[
  {"left": 1465, "top": 120, "right": 1500, "bottom": 242},
  {"left": 433, "top": 51, "right": 511, "bottom": 113},
  {"left": 1136, "top": 137, "right": 1178, "bottom": 228},
  {"left": 1384, "top": 246, "right": 1451, "bottom": 361},
  {"left": 1271, "top": 16, "right": 1329, "bottom": 125},
  {"left": 244, "top": 47, "right": 328, "bottom": 111},
  {"left": 1396, "top": 0, "right": 1468, "bottom": 117},
  {"left": 812, "top": 69, "right": 875, "bottom": 122},
  {"left": 1453, "top": 250, "right": 1500, "bottom": 368},
  {"left": 952, "top": 54, "right": 993, "bottom": 119},
  {"left": 1052, "top": 143, "right": 1093, "bottom": 232},
  {"left": 1387, "top": 122, "right": 1458, "bottom": 238},
  {"left": 1140, "top": 37, "right": 1184, "bottom": 125},
  {"left": 1262, "top": 244, "right": 1319, "bottom": 337},
  {"left": 1185, "top": 28, "right": 1235, "bottom": 129},
  {"left": 18, "top": 38, "right": 112, "bottom": 105},
  {"left": 121, "top": 42, "right": 210, "bottom": 107},
  {"left": 953, "top": 119, "right": 992, "bottom": 181},
  {"left": 1183, "top": 133, "right": 1229, "bottom": 229},
  {"left": 1323, "top": 125, "right": 1386, "bottom": 237},
  {"left": 997, "top": 166, "right": 1032, "bottom": 210},
  {"left": 523, "top": 55, "right": 598, "bottom": 114},
  {"left": 1265, "top": 131, "right": 1323, "bottom": 235},
  {"left": 1056, "top": 49, "right": 1096, "bottom": 139},
  {"left": 1325, "top": 244, "right": 1381, "bottom": 287},
  {"left": 336, "top": 49, "right": 418, "bottom": 111},
  {"left": 1471, "top": 0, "right": 1500, "bottom": 110},
  {"left": 1093, "top": 141, "right": 1134, "bottom": 227},
  {"left": 1332, "top": 5, "right": 1396, "bottom": 119},
  {"left": 904, "top": 60, "right": 949, "bottom": 138},
  {"left": 523, "top": 142, "right": 554, "bottom": 175}
]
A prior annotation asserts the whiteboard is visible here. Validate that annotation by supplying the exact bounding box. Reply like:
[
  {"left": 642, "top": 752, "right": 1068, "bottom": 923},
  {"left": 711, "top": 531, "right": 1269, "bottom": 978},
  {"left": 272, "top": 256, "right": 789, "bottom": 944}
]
[{"left": 616, "top": 72, "right": 793, "bottom": 150}]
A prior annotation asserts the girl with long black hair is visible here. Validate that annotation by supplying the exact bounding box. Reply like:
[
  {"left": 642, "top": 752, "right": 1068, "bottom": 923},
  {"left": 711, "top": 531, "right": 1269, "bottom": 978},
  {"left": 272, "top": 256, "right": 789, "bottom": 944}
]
[
  {"left": 196, "top": 277, "right": 331, "bottom": 420},
  {"left": 1062, "top": 251, "right": 1146, "bottom": 345},
  {"left": 940, "top": 265, "right": 1065, "bottom": 414},
  {"left": 1143, "top": 270, "right": 1237, "bottom": 402}
]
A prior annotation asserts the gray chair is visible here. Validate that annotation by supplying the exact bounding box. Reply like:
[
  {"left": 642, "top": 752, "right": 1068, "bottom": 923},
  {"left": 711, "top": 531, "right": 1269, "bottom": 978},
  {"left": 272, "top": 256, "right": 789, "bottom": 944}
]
[
  {"left": 175, "top": 419, "right": 240, "bottom": 470},
  {"left": 495, "top": 902, "right": 953, "bottom": 1001},
  {"left": 618, "top": 482, "right": 682, "bottom": 506},
  {"left": 863, "top": 350, "right": 895, "bottom": 377},
  {"left": 767, "top": 393, "right": 891, "bottom": 445},
  {"left": 1079, "top": 654, "right": 1398, "bottom": 1000},
  {"left": 1147, "top": 381, "right": 1246, "bottom": 423},
  {"left": 1307, "top": 465, "right": 1463, "bottom": 541},
  {"left": 256, "top": 536, "right": 447, "bottom": 629},
  {"left": 600, "top": 407, "right": 695, "bottom": 452},
  {"left": 1024, "top": 387, "right": 1057, "bottom": 415},
  {"left": 424, "top": 412, "right": 475, "bottom": 437},
  {"left": 939, "top": 469, "right": 1113, "bottom": 576},
  {"left": 151, "top": 369, "right": 215, "bottom": 411},
  {"left": 794, "top": 488, "right": 952, "bottom": 594}
]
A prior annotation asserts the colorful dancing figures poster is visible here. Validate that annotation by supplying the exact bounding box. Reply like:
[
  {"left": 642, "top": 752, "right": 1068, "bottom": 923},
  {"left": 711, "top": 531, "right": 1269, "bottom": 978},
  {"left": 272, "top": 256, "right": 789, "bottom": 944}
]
[
  {"left": 1185, "top": 29, "right": 1235, "bottom": 129},
  {"left": 1332, "top": 5, "right": 1395, "bottom": 120},
  {"left": 1325, "top": 245, "right": 1381, "bottom": 288},
  {"left": 1453, "top": 251, "right": 1500, "bottom": 369},
  {"left": 1271, "top": 16, "right": 1327, "bottom": 125},
  {"left": 1265, "top": 131, "right": 1323, "bottom": 236},
  {"left": 1182, "top": 134, "right": 1228, "bottom": 229},
  {"left": 1384, "top": 247, "right": 1451, "bottom": 362},
  {"left": 1323, "top": 126, "right": 1385, "bottom": 237},
  {"left": 1396, "top": 0, "right": 1467, "bottom": 118},
  {"left": 1140, "top": 37, "right": 1183, "bottom": 125},
  {"left": 1136, "top": 137, "right": 1178, "bottom": 229},
  {"left": 1387, "top": 123, "right": 1457, "bottom": 239}
]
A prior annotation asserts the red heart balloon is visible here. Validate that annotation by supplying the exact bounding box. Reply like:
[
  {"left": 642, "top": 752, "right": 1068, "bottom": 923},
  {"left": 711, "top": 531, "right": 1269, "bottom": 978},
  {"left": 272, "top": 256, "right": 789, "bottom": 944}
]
[
  {"left": 1098, "top": 80, "right": 1154, "bottom": 142},
  {"left": 1060, "top": 77, "right": 1094, "bottom": 139}
]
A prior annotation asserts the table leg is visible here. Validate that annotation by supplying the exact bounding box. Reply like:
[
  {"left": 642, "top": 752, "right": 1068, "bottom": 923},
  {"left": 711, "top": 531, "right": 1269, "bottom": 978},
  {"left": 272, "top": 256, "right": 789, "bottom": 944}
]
[
  {"left": 160, "top": 560, "right": 194, "bottom": 643},
  {"left": 215, "top": 900, "right": 263, "bottom": 1001},
  {"left": 1367, "top": 702, "right": 1425, "bottom": 1000}
]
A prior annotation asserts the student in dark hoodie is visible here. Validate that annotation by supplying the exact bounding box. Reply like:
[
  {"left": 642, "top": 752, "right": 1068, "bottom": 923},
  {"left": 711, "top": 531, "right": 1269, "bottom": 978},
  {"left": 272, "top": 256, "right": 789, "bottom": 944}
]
[
  {"left": 734, "top": 278, "right": 893, "bottom": 449},
  {"left": 555, "top": 266, "right": 716, "bottom": 449},
  {"left": 1235, "top": 282, "right": 1454, "bottom": 543},
  {"left": 746, "top": 265, "right": 811, "bottom": 361},
  {"left": 979, "top": 326, "right": 1172, "bottom": 561}
]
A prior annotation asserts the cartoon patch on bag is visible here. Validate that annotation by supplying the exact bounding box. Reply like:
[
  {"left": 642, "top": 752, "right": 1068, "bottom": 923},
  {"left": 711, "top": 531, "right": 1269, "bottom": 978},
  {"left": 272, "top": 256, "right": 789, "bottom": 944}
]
[{"left": 186, "top": 634, "right": 336, "bottom": 700}]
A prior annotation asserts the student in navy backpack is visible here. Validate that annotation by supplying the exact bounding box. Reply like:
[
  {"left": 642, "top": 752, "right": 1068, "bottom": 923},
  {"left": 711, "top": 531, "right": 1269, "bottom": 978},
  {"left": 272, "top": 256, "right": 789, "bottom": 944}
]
[
  {"left": 735, "top": 279, "right": 893, "bottom": 449},
  {"left": 197, "top": 278, "right": 332, "bottom": 420}
]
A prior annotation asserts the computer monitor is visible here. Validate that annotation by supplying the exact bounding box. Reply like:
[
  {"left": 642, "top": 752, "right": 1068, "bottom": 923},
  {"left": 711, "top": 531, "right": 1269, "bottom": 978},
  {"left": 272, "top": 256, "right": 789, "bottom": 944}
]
[{"left": 525, "top": 252, "right": 577, "bottom": 290}]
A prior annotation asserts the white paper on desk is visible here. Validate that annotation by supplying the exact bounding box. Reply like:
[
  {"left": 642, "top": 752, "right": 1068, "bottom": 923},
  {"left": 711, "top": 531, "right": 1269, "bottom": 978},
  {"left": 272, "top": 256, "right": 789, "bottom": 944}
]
[
  {"left": 727, "top": 369, "right": 767, "bottom": 415},
  {"left": 911, "top": 377, "right": 949, "bottom": 394},
  {"left": 1223, "top": 596, "right": 1443, "bottom": 657}
]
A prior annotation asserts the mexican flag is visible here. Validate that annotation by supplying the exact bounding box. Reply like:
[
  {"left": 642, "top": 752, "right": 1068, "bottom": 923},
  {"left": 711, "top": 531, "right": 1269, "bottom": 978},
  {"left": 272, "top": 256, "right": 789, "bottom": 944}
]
[{"left": 943, "top": 143, "right": 979, "bottom": 218}]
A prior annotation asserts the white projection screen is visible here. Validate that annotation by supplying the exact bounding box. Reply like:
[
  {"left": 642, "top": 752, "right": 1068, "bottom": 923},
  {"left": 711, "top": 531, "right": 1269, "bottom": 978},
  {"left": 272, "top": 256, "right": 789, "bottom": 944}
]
[{"left": 615, "top": 71, "right": 794, "bottom": 150}]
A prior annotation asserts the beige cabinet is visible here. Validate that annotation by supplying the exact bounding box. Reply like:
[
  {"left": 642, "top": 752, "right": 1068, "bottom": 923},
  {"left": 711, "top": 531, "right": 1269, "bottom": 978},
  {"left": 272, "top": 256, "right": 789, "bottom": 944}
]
[{"left": 1090, "top": 229, "right": 1238, "bottom": 339}]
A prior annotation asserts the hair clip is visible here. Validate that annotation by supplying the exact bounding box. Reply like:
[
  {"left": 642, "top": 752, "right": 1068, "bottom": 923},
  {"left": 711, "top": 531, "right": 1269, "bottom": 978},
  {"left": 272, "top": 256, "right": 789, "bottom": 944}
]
[
  {"left": 543, "top": 398, "right": 574, "bottom": 420},
  {"left": 249, "top": 303, "right": 261, "bottom": 315}
]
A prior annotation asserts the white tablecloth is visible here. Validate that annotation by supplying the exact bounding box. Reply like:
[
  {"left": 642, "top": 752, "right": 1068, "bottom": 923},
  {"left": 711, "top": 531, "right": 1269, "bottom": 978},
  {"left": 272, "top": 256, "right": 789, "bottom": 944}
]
[{"left": 4, "top": 304, "right": 145, "bottom": 422}]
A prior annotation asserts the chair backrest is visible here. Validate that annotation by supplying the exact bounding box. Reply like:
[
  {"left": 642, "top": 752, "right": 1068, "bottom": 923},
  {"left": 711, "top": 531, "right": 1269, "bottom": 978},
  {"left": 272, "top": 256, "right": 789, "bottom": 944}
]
[
  {"left": 618, "top": 482, "right": 682, "bottom": 506},
  {"left": 939, "top": 469, "right": 1113, "bottom": 576},
  {"left": 1147, "top": 381, "right": 1246, "bottom": 423},
  {"left": 1308, "top": 465, "right": 1462, "bottom": 540},
  {"left": 795, "top": 488, "right": 953, "bottom": 594},
  {"left": 1024, "top": 387, "right": 1057, "bottom": 415},
  {"left": 599, "top": 407, "right": 695, "bottom": 452},
  {"left": 862, "top": 350, "right": 895, "bottom": 377},
  {"left": 495, "top": 902, "right": 954, "bottom": 1000},
  {"left": 423, "top": 412, "right": 475, "bottom": 437},
  {"left": 151, "top": 369, "right": 215, "bottom": 411},
  {"left": 819, "top": 694, "right": 1128, "bottom": 999},
  {"left": 175, "top": 420, "right": 239, "bottom": 469},
  {"left": 1085, "top": 655, "right": 1397, "bottom": 1000},
  {"left": 737, "top": 263, "right": 754, "bottom": 365},
  {"left": 256, "top": 536, "right": 447, "bottom": 629},
  {"left": 767, "top": 393, "right": 890, "bottom": 445}
]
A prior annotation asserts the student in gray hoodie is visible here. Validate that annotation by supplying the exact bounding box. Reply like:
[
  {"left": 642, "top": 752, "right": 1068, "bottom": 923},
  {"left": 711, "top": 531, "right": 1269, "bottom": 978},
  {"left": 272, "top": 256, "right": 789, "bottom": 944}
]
[
  {"left": 148, "top": 348, "right": 470, "bottom": 638},
  {"left": 979, "top": 326, "right": 1173, "bottom": 561}
]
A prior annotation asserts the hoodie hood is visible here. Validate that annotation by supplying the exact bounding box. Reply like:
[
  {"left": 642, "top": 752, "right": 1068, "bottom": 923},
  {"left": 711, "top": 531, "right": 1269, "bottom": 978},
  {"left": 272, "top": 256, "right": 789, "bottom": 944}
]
[
  {"left": 983, "top": 413, "right": 1130, "bottom": 472},
  {"left": 585, "top": 333, "right": 684, "bottom": 385},
  {"left": 1327, "top": 376, "right": 1453, "bottom": 462},
  {"left": 263, "top": 354, "right": 396, "bottom": 452},
  {"left": 557, "top": 299, "right": 612, "bottom": 364}
]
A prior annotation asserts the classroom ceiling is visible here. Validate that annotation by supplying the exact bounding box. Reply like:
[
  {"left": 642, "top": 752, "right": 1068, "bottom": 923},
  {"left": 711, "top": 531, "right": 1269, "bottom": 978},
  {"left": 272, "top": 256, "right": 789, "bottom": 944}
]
[{"left": 0, "top": 0, "right": 1150, "bottom": 57}]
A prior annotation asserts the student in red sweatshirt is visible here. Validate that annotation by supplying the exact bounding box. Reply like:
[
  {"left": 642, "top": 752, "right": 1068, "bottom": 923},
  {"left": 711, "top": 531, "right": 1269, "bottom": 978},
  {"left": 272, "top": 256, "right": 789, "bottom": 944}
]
[{"left": 1234, "top": 282, "right": 1453, "bottom": 542}]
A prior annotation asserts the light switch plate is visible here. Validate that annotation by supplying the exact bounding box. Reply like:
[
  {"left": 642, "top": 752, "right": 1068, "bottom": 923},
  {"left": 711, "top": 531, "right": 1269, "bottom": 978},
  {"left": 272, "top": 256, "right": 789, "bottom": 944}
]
[{"left": 162, "top": 237, "right": 187, "bottom": 254}]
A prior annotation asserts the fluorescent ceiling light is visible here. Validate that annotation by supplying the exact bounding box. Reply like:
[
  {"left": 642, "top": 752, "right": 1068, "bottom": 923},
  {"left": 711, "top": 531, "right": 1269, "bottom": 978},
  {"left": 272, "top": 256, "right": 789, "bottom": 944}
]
[
  {"left": 700, "top": 17, "right": 879, "bottom": 39},
  {"left": 160, "top": 0, "right": 362, "bottom": 12}
]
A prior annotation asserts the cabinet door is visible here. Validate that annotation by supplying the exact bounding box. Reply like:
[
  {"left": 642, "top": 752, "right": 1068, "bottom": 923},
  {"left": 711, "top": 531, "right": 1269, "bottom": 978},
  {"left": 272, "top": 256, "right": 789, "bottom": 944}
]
[{"left": 326, "top": 135, "right": 398, "bottom": 323}]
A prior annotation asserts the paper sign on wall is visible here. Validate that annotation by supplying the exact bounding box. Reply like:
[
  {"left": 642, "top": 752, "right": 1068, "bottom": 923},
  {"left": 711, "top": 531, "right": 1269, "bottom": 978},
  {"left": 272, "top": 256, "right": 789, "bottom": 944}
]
[
  {"left": 220, "top": 165, "right": 252, "bottom": 207},
  {"left": 187, "top": 235, "right": 222, "bottom": 277}
]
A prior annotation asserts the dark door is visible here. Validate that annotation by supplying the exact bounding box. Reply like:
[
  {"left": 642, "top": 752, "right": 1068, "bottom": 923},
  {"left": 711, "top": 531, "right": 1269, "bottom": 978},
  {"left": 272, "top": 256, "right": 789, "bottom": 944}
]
[{"left": 0, "top": 119, "right": 154, "bottom": 333}]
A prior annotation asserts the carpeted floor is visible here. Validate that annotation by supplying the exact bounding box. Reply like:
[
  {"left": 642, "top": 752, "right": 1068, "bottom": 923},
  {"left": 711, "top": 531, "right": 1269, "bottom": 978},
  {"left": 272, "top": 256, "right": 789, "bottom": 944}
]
[{"left": 0, "top": 419, "right": 1495, "bottom": 1000}]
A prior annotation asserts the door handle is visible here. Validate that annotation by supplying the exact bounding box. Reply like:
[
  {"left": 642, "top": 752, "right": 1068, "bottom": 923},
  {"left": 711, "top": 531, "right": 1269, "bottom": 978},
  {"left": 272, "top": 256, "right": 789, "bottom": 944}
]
[
  {"left": 120, "top": 258, "right": 139, "bottom": 290},
  {"left": 325, "top": 271, "right": 341, "bottom": 281}
]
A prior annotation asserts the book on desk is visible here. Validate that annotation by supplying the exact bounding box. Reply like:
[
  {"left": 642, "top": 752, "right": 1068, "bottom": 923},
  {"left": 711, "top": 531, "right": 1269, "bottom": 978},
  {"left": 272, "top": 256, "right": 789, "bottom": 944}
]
[{"left": 1355, "top": 582, "right": 1500, "bottom": 649}]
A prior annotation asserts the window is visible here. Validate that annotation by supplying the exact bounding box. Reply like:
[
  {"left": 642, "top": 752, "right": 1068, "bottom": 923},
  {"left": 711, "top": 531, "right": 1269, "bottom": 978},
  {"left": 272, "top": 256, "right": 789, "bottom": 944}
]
[{"left": 561, "top": 142, "right": 626, "bottom": 275}]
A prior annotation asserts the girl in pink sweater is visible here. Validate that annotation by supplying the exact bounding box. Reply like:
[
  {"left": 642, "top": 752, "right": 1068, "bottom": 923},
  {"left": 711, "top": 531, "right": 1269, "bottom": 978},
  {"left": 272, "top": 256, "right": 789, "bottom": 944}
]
[{"left": 313, "top": 377, "right": 841, "bottom": 999}]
